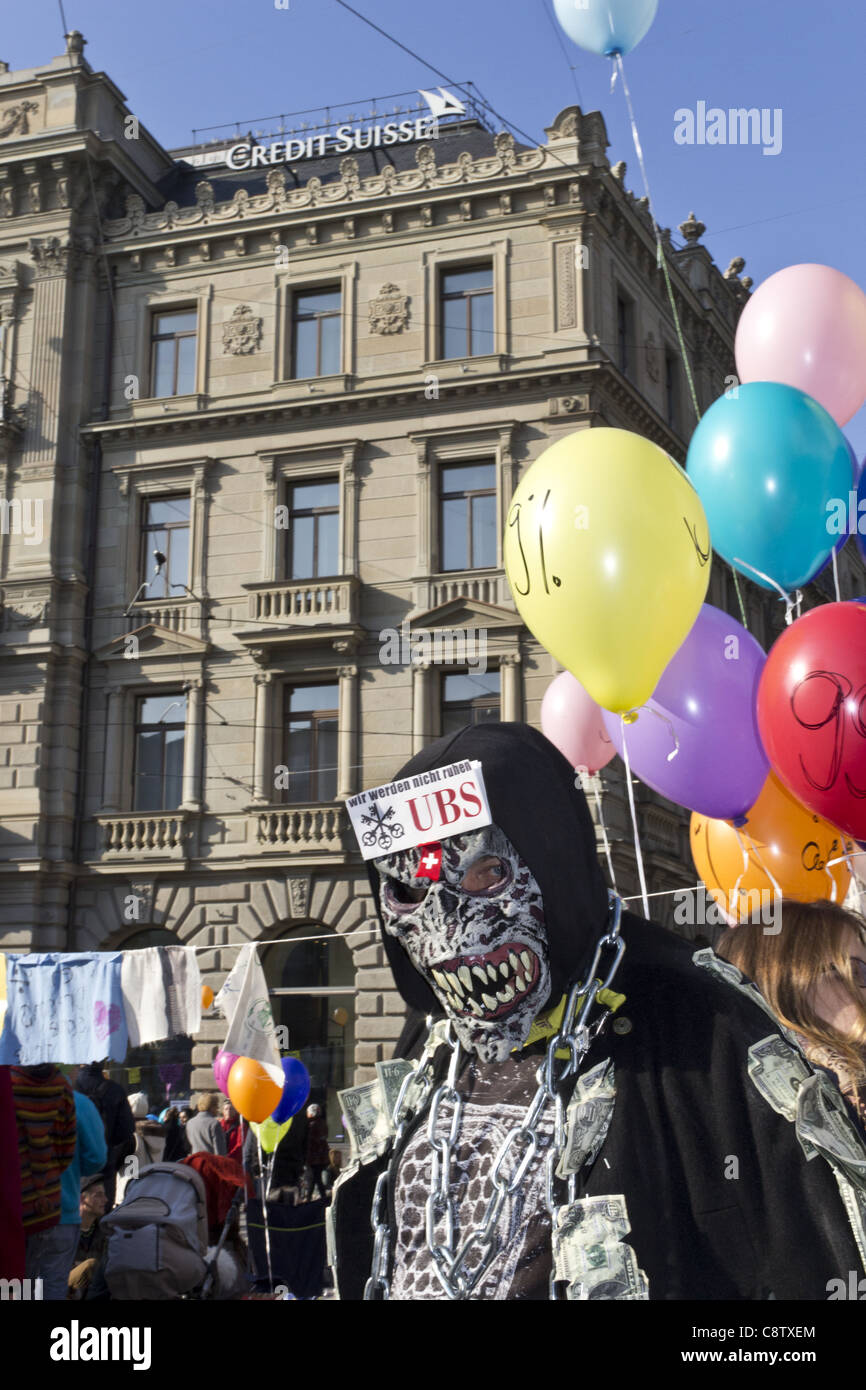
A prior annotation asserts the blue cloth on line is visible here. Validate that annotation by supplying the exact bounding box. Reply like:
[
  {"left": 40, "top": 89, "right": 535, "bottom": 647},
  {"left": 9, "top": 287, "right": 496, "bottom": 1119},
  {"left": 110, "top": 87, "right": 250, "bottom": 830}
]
[
  {"left": 0, "top": 952, "right": 128, "bottom": 1065},
  {"left": 60, "top": 1090, "right": 108, "bottom": 1226}
]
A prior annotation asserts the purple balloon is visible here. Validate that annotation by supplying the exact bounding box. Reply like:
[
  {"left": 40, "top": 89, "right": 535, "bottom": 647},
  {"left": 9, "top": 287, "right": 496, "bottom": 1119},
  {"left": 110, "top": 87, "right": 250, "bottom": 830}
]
[
  {"left": 601, "top": 603, "right": 769, "bottom": 819},
  {"left": 213, "top": 1048, "right": 239, "bottom": 1097}
]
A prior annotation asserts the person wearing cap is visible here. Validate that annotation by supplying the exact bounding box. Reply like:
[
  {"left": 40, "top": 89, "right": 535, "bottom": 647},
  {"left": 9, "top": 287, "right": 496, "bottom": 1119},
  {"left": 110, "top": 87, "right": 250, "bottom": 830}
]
[
  {"left": 330, "top": 722, "right": 866, "bottom": 1301},
  {"left": 115, "top": 1093, "right": 166, "bottom": 1204},
  {"left": 185, "top": 1093, "right": 228, "bottom": 1156},
  {"left": 68, "top": 1174, "right": 110, "bottom": 1301}
]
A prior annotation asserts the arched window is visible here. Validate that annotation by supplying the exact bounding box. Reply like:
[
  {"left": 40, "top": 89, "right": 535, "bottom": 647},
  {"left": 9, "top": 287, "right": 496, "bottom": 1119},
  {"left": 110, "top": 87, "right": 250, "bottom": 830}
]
[
  {"left": 105, "top": 928, "right": 194, "bottom": 1113},
  {"left": 263, "top": 925, "right": 355, "bottom": 1139}
]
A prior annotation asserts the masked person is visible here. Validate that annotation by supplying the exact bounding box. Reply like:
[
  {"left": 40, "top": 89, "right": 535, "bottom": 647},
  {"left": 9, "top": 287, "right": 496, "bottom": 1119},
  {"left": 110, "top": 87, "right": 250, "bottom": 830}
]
[{"left": 330, "top": 722, "right": 866, "bottom": 1301}]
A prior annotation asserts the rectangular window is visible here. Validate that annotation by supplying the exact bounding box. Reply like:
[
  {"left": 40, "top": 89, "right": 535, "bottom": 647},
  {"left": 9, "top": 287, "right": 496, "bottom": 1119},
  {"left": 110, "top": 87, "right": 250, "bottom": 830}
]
[
  {"left": 291, "top": 287, "right": 342, "bottom": 378},
  {"left": 150, "top": 309, "right": 197, "bottom": 398},
  {"left": 665, "top": 350, "right": 679, "bottom": 430},
  {"left": 439, "top": 461, "right": 496, "bottom": 572},
  {"left": 616, "top": 295, "right": 631, "bottom": 377},
  {"left": 133, "top": 693, "right": 186, "bottom": 812},
  {"left": 283, "top": 684, "right": 339, "bottom": 803},
  {"left": 287, "top": 479, "right": 340, "bottom": 580},
  {"left": 440, "top": 265, "right": 494, "bottom": 359},
  {"left": 140, "top": 495, "right": 191, "bottom": 601},
  {"left": 442, "top": 671, "right": 501, "bottom": 737}
]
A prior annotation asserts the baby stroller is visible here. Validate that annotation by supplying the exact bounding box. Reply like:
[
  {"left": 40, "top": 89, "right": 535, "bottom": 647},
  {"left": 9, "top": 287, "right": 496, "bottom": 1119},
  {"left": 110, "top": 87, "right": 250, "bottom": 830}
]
[{"left": 101, "top": 1159, "right": 249, "bottom": 1300}]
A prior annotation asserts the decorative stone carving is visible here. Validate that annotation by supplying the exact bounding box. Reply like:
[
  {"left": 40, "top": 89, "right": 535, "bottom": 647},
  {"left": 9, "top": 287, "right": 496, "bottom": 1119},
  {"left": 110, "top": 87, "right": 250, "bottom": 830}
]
[
  {"left": 457, "top": 151, "right": 473, "bottom": 182},
  {"left": 125, "top": 193, "right": 146, "bottom": 232},
  {"left": 233, "top": 235, "right": 246, "bottom": 256},
  {"left": 645, "top": 330, "right": 661, "bottom": 383},
  {"left": 420, "top": 205, "right": 433, "bottom": 227},
  {"left": 382, "top": 212, "right": 394, "bottom": 234},
  {"left": 0, "top": 101, "right": 38, "bottom": 139},
  {"left": 611, "top": 161, "right": 627, "bottom": 181},
  {"left": 198, "top": 241, "right": 210, "bottom": 261},
  {"left": 494, "top": 131, "right": 517, "bottom": 172},
  {"left": 195, "top": 180, "right": 215, "bottom": 217},
  {"left": 459, "top": 199, "right": 472, "bottom": 221},
  {"left": 555, "top": 241, "right": 577, "bottom": 331},
  {"left": 29, "top": 236, "right": 71, "bottom": 276},
  {"left": 499, "top": 192, "right": 512, "bottom": 215},
  {"left": 340, "top": 156, "right": 360, "bottom": 194},
  {"left": 0, "top": 180, "right": 14, "bottom": 218},
  {"left": 343, "top": 218, "right": 356, "bottom": 238},
  {"left": 223, "top": 303, "right": 263, "bottom": 355},
  {"left": 678, "top": 211, "right": 706, "bottom": 245},
  {"left": 163, "top": 245, "right": 176, "bottom": 267},
  {"left": 288, "top": 877, "right": 309, "bottom": 918},
  {"left": 368, "top": 283, "right": 409, "bottom": 336},
  {"left": 416, "top": 145, "right": 436, "bottom": 183},
  {"left": 305, "top": 224, "right": 317, "bottom": 245},
  {"left": 265, "top": 167, "right": 286, "bottom": 204},
  {"left": 3, "top": 597, "right": 48, "bottom": 629},
  {"left": 724, "top": 256, "right": 746, "bottom": 280}
]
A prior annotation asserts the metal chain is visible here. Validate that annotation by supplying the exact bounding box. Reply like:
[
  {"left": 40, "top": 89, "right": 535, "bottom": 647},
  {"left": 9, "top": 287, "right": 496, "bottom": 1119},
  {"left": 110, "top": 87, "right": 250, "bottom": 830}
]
[{"left": 363, "top": 891, "right": 625, "bottom": 1301}]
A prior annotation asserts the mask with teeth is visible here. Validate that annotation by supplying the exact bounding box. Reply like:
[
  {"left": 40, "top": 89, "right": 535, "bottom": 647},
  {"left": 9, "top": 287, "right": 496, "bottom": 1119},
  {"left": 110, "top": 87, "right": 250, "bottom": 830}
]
[{"left": 375, "top": 825, "right": 552, "bottom": 1063}]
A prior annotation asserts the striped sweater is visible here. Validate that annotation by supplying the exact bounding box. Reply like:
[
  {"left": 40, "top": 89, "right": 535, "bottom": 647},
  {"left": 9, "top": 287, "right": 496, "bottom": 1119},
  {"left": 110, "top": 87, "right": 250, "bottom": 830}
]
[{"left": 10, "top": 1066, "right": 77, "bottom": 1234}]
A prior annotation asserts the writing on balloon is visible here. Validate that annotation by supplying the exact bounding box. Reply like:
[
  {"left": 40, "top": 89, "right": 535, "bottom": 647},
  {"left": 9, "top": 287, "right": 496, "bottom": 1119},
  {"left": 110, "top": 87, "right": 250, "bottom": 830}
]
[
  {"left": 507, "top": 494, "right": 561, "bottom": 597},
  {"left": 790, "top": 670, "right": 866, "bottom": 796},
  {"left": 683, "top": 515, "right": 711, "bottom": 567},
  {"left": 801, "top": 838, "right": 841, "bottom": 873}
]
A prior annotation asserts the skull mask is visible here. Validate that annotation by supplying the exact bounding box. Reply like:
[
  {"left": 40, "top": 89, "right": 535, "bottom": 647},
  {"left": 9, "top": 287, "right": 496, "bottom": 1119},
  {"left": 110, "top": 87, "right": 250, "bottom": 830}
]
[{"left": 375, "top": 824, "right": 552, "bottom": 1063}]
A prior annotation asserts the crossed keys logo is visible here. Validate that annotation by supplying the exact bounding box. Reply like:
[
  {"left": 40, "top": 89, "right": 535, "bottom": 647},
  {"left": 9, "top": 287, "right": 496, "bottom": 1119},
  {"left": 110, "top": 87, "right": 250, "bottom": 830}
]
[{"left": 360, "top": 801, "right": 405, "bottom": 851}]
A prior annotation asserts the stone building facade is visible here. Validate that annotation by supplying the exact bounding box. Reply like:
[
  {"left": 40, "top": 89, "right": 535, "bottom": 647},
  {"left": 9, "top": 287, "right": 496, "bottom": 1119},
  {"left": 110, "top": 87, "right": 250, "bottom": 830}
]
[{"left": 2, "top": 35, "right": 862, "bottom": 1117}]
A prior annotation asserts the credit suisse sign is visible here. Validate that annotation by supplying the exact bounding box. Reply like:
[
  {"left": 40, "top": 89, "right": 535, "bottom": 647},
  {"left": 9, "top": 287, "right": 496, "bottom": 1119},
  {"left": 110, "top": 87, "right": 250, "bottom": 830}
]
[{"left": 227, "top": 114, "right": 439, "bottom": 171}]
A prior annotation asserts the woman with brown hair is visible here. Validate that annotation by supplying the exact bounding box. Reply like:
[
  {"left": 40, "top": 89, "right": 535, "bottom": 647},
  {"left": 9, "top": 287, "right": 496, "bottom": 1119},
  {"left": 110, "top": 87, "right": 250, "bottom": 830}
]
[{"left": 716, "top": 899, "right": 866, "bottom": 1132}]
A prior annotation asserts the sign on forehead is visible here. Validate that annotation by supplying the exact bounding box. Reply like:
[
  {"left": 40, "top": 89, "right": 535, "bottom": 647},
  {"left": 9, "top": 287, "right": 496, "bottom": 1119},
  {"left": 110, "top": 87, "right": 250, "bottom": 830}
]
[{"left": 346, "top": 759, "right": 492, "bottom": 862}]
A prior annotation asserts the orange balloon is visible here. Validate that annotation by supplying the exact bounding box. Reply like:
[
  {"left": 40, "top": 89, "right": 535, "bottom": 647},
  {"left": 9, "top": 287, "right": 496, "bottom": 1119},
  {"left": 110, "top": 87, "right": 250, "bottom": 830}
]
[
  {"left": 691, "top": 772, "right": 853, "bottom": 922},
  {"left": 227, "top": 1057, "right": 283, "bottom": 1123},
  {"left": 201, "top": 986, "right": 214, "bottom": 1010}
]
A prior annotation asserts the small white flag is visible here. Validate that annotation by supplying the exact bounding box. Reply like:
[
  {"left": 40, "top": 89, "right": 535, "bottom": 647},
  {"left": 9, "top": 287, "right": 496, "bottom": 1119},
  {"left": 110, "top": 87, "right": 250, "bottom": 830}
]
[{"left": 221, "top": 945, "right": 281, "bottom": 1071}]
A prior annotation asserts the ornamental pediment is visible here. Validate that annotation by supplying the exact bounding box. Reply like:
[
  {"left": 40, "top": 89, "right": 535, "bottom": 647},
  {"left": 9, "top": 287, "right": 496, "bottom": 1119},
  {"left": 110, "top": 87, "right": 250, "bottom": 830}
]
[
  {"left": 95, "top": 623, "right": 209, "bottom": 663},
  {"left": 411, "top": 598, "right": 522, "bottom": 632}
]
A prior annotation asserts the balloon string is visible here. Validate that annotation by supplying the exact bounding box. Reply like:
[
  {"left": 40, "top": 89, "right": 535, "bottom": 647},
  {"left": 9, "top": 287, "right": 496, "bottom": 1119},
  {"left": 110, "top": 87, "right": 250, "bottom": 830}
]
[
  {"left": 582, "top": 769, "right": 619, "bottom": 892},
  {"left": 646, "top": 706, "right": 680, "bottom": 761},
  {"left": 731, "top": 569, "right": 749, "bottom": 631},
  {"left": 731, "top": 823, "right": 752, "bottom": 918},
  {"left": 612, "top": 52, "right": 702, "bottom": 427},
  {"left": 257, "top": 1134, "right": 275, "bottom": 1292},
  {"left": 731, "top": 556, "right": 802, "bottom": 624},
  {"left": 833, "top": 843, "right": 864, "bottom": 914},
  {"left": 620, "top": 721, "right": 650, "bottom": 919},
  {"left": 738, "top": 824, "right": 785, "bottom": 911},
  {"left": 831, "top": 546, "right": 842, "bottom": 603}
]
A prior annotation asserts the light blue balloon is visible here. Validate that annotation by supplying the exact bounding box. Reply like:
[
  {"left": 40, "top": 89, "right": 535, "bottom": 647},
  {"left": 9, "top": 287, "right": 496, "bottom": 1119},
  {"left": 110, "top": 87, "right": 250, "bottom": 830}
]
[
  {"left": 553, "top": 0, "right": 659, "bottom": 57},
  {"left": 686, "top": 382, "right": 852, "bottom": 593}
]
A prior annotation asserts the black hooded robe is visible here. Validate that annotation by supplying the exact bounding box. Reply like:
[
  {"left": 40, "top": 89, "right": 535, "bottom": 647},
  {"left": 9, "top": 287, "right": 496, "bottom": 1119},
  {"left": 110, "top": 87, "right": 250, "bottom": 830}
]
[{"left": 333, "top": 722, "right": 865, "bottom": 1300}]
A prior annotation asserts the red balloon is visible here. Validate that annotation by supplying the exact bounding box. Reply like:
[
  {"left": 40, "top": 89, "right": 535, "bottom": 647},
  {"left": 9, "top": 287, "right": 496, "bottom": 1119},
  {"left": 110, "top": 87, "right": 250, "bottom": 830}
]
[{"left": 757, "top": 601, "right": 866, "bottom": 840}]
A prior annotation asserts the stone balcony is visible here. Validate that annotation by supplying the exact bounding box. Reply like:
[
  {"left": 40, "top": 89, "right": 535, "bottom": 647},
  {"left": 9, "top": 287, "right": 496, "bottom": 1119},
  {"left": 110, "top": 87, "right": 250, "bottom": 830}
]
[
  {"left": 94, "top": 811, "right": 192, "bottom": 862},
  {"left": 129, "top": 598, "right": 202, "bottom": 636},
  {"left": 255, "top": 804, "right": 347, "bottom": 853},
  {"left": 244, "top": 576, "right": 359, "bottom": 626},
  {"left": 418, "top": 569, "right": 515, "bottom": 611}
]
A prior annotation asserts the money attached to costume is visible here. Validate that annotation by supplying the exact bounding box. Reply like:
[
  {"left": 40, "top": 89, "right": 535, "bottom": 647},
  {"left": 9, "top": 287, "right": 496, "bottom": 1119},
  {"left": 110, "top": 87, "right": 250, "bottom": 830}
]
[
  {"left": 338, "top": 1080, "right": 393, "bottom": 1167},
  {"left": 556, "top": 1058, "right": 615, "bottom": 1178},
  {"left": 747, "top": 1035, "right": 812, "bottom": 1125},
  {"left": 552, "top": 1195, "right": 649, "bottom": 1300},
  {"left": 375, "top": 1059, "right": 416, "bottom": 1128}
]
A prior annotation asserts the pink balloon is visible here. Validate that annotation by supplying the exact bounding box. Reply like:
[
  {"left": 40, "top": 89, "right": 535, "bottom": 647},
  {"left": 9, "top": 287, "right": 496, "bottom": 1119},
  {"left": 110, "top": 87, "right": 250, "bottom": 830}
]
[
  {"left": 735, "top": 264, "right": 866, "bottom": 427},
  {"left": 540, "top": 671, "right": 615, "bottom": 774},
  {"left": 213, "top": 1049, "right": 239, "bottom": 1097}
]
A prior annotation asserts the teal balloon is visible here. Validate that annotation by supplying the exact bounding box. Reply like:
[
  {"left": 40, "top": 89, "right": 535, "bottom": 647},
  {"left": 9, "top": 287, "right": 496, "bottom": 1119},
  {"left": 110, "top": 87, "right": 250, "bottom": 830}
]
[
  {"left": 553, "top": 0, "right": 659, "bottom": 57},
  {"left": 686, "top": 382, "right": 852, "bottom": 593}
]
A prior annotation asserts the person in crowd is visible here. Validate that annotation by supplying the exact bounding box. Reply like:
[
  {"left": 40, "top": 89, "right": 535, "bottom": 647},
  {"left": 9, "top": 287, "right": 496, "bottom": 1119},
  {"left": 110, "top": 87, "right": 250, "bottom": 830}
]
[
  {"left": 324, "top": 1147, "right": 343, "bottom": 1195},
  {"left": 302, "top": 1103, "right": 329, "bottom": 1202},
  {"left": 271, "top": 1108, "right": 306, "bottom": 1193},
  {"left": 10, "top": 1063, "right": 77, "bottom": 1299},
  {"left": 57, "top": 1089, "right": 107, "bottom": 1299},
  {"left": 185, "top": 1093, "right": 227, "bottom": 1155},
  {"left": 220, "top": 1099, "right": 244, "bottom": 1160},
  {"left": 68, "top": 1175, "right": 110, "bottom": 1301},
  {"left": 178, "top": 1106, "right": 193, "bottom": 1127},
  {"left": 717, "top": 898, "right": 866, "bottom": 1132},
  {"left": 75, "top": 1061, "right": 135, "bottom": 1209},
  {"left": 162, "top": 1105, "right": 191, "bottom": 1163}
]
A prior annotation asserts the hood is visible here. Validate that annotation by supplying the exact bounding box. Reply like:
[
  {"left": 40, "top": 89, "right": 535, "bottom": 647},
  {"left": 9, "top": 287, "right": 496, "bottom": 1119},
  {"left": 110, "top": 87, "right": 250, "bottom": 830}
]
[{"left": 365, "top": 721, "right": 610, "bottom": 1015}]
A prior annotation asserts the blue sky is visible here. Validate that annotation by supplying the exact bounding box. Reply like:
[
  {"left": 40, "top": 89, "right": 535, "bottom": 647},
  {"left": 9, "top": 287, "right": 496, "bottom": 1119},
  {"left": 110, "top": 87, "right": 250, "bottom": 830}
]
[{"left": 9, "top": 0, "right": 866, "bottom": 452}]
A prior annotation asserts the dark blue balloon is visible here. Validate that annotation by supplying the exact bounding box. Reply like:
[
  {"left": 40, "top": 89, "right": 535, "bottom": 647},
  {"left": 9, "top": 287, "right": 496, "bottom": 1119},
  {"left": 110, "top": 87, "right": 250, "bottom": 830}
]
[
  {"left": 809, "top": 438, "right": 859, "bottom": 579},
  {"left": 270, "top": 1057, "right": 311, "bottom": 1123}
]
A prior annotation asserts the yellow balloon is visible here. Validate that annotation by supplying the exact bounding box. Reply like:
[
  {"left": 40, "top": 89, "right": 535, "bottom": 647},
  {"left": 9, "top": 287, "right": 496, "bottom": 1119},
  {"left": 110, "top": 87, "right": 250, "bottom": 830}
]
[{"left": 503, "top": 429, "right": 711, "bottom": 714}]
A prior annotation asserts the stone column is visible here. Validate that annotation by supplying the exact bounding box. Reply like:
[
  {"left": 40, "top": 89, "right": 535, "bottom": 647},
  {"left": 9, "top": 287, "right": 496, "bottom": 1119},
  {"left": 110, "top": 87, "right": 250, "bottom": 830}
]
[
  {"left": 252, "top": 671, "right": 273, "bottom": 804},
  {"left": 181, "top": 679, "right": 203, "bottom": 810},
  {"left": 500, "top": 654, "right": 523, "bottom": 722},
  {"left": 337, "top": 665, "right": 358, "bottom": 800},
  {"left": 102, "top": 685, "right": 125, "bottom": 812},
  {"left": 412, "top": 661, "right": 431, "bottom": 753}
]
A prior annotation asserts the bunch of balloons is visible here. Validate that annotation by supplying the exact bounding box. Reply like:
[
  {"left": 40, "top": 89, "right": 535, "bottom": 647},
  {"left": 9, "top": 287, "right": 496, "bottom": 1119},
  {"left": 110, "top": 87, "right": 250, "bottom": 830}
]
[{"left": 212, "top": 1048, "right": 310, "bottom": 1126}]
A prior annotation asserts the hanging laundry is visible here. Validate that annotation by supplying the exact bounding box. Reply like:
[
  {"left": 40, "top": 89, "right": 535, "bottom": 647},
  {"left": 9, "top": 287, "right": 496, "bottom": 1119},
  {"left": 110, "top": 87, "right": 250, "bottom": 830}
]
[
  {"left": 121, "top": 946, "right": 201, "bottom": 1047},
  {"left": 0, "top": 953, "right": 128, "bottom": 1065}
]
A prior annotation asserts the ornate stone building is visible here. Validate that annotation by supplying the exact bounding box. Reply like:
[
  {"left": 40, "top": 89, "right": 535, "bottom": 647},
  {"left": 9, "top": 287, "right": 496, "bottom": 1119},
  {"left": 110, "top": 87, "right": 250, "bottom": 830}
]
[{"left": 2, "top": 35, "right": 860, "bottom": 1115}]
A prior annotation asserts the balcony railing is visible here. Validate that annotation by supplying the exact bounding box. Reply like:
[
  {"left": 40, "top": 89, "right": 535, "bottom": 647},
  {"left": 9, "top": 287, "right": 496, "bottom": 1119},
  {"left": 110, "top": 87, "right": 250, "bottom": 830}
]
[
  {"left": 430, "top": 570, "right": 512, "bottom": 608},
  {"left": 255, "top": 804, "right": 346, "bottom": 852},
  {"left": 246, "top": 576, "right": 359, "bottom": 626},
  {"left": 96, "top": 812, "right": 190, "bottom": 861},
  {"left": 129, "top": 600, "right": 200, "bottom": 635}
]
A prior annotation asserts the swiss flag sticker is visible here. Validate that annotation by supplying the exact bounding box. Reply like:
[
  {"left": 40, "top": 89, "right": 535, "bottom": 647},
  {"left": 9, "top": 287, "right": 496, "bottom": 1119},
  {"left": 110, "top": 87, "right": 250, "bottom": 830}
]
[{"left": 415, "top": 843, "right": 443, "bottom": 880}]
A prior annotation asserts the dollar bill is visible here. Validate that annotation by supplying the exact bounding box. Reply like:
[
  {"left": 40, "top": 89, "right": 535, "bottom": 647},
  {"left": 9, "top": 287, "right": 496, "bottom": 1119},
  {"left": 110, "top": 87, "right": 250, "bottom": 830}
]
[
  {"left": 338, "top": 1080, "right": 391, "bottom": 1166},
  {"left": 375, "top": 1059, "right": 416, "bottom": 1127},
  {"left": 747, "top": 1035, "right": 811, "bottom": 1124},
  {"left": 797, "top": 1073, "right": 866, "bottom": 1189},
  {"left": 556, "top": 1060, "right": 615, "bottom": 1178},
  {"left": 553, "top": 1196, "right": 649, "bottom": 1300}
]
